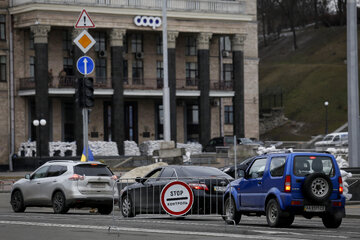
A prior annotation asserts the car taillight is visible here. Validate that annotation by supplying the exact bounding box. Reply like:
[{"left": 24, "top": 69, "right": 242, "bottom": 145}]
[
  {"left": 69, "top": 174, "right": 84, "bottom": 181},
  {"left": 338, "top": 176, "right": 343, "bottom": 194},
  {"left": 284, "top": 175, "right": 291, "bottom": 193},
  {"left": 189, "top": 183, "right": 209, "bottom": 191}
]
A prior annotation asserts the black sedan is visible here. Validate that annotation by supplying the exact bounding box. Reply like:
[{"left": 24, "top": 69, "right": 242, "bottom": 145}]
[
  {"left": 119, "top": 165, "right": 233, "bottom": 217},
  {"left": 219, "top": 157, "right": 255, "bottom": 178}
]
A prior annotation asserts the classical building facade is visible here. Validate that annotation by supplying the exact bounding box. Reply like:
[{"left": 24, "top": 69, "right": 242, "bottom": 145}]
[{"left": 1, "top": 0, "right": 259, "bottom": 169}]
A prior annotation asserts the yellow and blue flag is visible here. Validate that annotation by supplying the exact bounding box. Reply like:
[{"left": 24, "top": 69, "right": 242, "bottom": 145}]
[{"left": 80, "top": 147, "right": 94, "bottom": 162}]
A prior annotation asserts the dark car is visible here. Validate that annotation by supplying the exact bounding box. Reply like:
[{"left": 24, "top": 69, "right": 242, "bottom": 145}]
[
  {"left": 220, "top": 157, "right": 255, "bottom": 178},
  {"left": 203, "top": 137, "right": 261, "bottom": 152},
  {"left": 223, "top": 152, "right": 345, "bottom": 228},
  {"left": 119, "top": 165, "right": 233, "bottom": 217}
]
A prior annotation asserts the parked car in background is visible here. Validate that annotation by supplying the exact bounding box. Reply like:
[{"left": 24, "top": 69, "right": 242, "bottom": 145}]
[
  {"left": 223, "top": 152, "right": 345, "bottom": 228},
  {"left": 203, "top": 136, "right": 262, "bottom": 152},
  {"left": 219, "top": 157, "right": 255, "bottom": 178},
  {"left": 315, "top": 132, "right": 348, "bottom": 150},
  {"left": 10, "top": 160, "right": 118, "bottom": 214},
  {"left": 119, "top": 165, "right": 233, "bottom": 217}
]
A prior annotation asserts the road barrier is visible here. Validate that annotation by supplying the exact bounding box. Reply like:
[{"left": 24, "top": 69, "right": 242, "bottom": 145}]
[{"left": 110, "top": 175, "right": 235, "bottom": 225}]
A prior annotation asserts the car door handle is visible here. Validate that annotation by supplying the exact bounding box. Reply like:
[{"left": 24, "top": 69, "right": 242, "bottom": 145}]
[
  {"left": 53, "top": 180, "right": 57, "bottom": 183},
  {"left": 258, "top": 181, "right": 262, "bottom": 185},
  {"left": 37, "top": 182, "right": 41, "bottom": 184}
]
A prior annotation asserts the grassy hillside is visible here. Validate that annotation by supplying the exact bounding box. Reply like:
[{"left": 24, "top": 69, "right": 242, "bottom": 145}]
[{"left": 259, "top": 26, "right": 350, "bottom": 141}]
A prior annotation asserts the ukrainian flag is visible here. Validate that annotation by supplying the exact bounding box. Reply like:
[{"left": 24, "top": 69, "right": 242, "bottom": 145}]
[{"left": 80, "top": 147, "right": 95, "bottom": 162}]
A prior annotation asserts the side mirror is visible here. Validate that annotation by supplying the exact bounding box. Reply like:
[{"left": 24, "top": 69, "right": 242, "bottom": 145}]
[
  {"left": 237, "top": 169, "right": 245, "bottom": 178},
  {"left": 25, "top": 174, "right": 30, "bottom": 180},
  {"left": 135, "top": 177, "right": 142, "bottom": 183}
]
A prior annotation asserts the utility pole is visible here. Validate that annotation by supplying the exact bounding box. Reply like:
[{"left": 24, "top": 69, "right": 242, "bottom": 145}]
[
  {"left": 347, "top": 0, "right": 360, "bottom": 167},
  {"left": 162, "top": 0, "right": 171, "bottom": 141}
]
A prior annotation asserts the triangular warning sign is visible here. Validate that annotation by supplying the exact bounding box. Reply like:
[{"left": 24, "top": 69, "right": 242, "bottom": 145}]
[{"left": 75, "top": 9, "right": 95, "bottom": 28}]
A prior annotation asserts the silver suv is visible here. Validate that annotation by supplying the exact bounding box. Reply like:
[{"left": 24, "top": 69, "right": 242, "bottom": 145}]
[{"left": 10, "top": 160, "right": 119, "bottom": 214}]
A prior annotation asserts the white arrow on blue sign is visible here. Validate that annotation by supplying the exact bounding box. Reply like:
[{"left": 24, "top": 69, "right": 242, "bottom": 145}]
[{"left": 77, "top": 56, "right": 95, "bottom": 75}]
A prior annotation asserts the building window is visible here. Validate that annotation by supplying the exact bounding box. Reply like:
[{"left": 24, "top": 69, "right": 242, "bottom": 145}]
[
  {"left": 156, "top": 61, "right": 163, "bottom": 79},
  {"left": 185, "top": 36, "right": 197, "bottom": 56},
  {"left": 96, "top": 58, "right": 107, "bottom": 78},
  {"left": 223, "top": 64, "right": 233, "bottom": 81},
  {"left": 131, "top": 33, "right": 143, "bottom": 53},
  {"left": 186, "top": 62, "right": 197, "bottom": 86},
  {"left": 156, "top": 34, "right": 163, "bottom": 55},
  {"left": 62, "top": 102, "right": 75, "bottom": 142},
  {"left": 123, "top": 60, "right": 128, "bottom": 83},
  {"left": 224, "top": 105, "right": 233, "bottom": 124},
  {"left": 0, "top": 15, "right": 5, "bottom": 40},
  {"left": 187, "top": 105, "right": 199, "bottom": 124},
  {"left": 123, "top": 35, "right": 128, "bottom": 53},
  {"left": 62, "top": 30, "right": 72, "bottom": 51},
  {"left": 132, "top": 60, "right": 143, "bottom": 84},
  {"left": 30, "top": 56, "right": 35, "bottom": 77},
  {"left": 63, "top": 57, "right": 73, "bottom": 76},
  {"left": 94, "top": 31, "right": 107, "bottom": 51},
  {"left": 0, "top": 56, "right": 6, "bottom": 82},
  {"left": 220, "top": 36, "right": 232, "bottom": 52}
]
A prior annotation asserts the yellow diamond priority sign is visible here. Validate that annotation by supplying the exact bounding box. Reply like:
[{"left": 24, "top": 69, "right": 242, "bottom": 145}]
[{"left": 74, "top": 30, "right": 96, "bottom": 54}]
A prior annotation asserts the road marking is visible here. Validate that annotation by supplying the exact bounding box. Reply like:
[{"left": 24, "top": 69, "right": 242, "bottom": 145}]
[{"left": 0, "top": 220, "right": 308, "bottom": 240}]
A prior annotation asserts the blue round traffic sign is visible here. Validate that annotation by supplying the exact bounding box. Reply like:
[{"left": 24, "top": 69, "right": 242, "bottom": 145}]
[{"left": 77, "top": 56, "right": 95, "bottom": 75}]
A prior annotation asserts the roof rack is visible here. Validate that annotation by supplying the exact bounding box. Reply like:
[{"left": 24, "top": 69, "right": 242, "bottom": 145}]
[{"left": 46, "top": 160, "right": 78, "bottom": 163}]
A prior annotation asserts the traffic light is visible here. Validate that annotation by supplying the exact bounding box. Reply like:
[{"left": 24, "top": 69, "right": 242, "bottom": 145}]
[{"left": 76, "top": 77, "right": 94, "bottom": 108}]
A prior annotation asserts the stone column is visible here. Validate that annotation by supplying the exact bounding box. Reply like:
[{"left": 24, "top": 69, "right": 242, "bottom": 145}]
[
  {"left": 110, "top": 28, "right": 126, "bottom": 155},
  {"left": 168, "top": 31, "right": 179, "bottom": 142},
  {"left": 30, "top": 25, "right": 51, "bottom": 157},
  {"left": 232, "top": 33, "right": 247, "bottom": 138},
  {"left": 72, "top": 29, "right": 84, "bottom": 156},
  {"left": 197, "top": 32, "right": 212, "bottom": 147}
]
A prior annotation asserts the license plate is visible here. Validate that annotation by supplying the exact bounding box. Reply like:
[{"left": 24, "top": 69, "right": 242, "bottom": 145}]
[
  {"left": 91, "top": 183, "right": 105, "bottom": 188},
  {"left": 214, "top": 186, "right": 227, "bottom": 192},
  {"left": 304, "top": 205, "right": 325, "bottom": 212}
]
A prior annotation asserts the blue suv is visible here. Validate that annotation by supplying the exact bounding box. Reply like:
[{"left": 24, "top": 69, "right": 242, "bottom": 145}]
[{"left": 223, "top": 152, "right": 345, "bottom": 228}]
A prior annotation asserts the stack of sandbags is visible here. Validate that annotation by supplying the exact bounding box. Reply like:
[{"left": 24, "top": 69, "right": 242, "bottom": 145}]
[
  {"left": 120, "top": 162, "right": 168, "bottom": 182},
  {"left": 124, "top": 140, "right": 141, "bottom": 156},
  {"left": 18, "top": 142, "right": 37, "bottom": 157},
  {"left": 139, "top": 140, "right": 165, "bottom": 156},
  {"left": 176, "top": 142, "right": 202, "bottom": 155},
  {"left": 88, "top": 141, "right": 119, "bottom": 156},
  {"left": 49, "top": 141, "right": 76, "bottom": 157}
]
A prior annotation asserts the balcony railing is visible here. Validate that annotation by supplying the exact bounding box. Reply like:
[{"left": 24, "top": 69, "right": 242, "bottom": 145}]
[
  {"left": 12, "top": 0, "right": 246, "bottom": 14},
  {"left": 19, "top": 76, "right": 233, "bottom": 91}
]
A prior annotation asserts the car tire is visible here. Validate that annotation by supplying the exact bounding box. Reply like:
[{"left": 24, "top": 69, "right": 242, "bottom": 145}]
[
  {"left": 303, "top": 173, "right": 333, "bottom": 203},
  {"left": 223, "top": 197, "right": 241, "bottom": 225},
  {"left": 11, "top": 190, "right": 26, "bottom": 213},
  {"left": 266, "top": 199, "right": 291, "bottom": 228},
  {"left": 121, "top": 195, "right": 135, "bottom": 218},
  {"left": 52, "top": 191, "right": 69, "bottom": 214},
  {"left": 322, "top": 213, "right": 342, "bottom": 228},
  {"left": 98, "top": 205, "right": 113, "bottom": 215}
]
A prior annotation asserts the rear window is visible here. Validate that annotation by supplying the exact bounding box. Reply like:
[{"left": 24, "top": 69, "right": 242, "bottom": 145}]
[
  {"left": 181, "top": 167, "right": 230, "bottom": 178},
  {"left": 74, "top": 164, "right": 113, "bottom": 176},
  {"left": 293, "top": 156, "right": 335, "bottom": 177}
]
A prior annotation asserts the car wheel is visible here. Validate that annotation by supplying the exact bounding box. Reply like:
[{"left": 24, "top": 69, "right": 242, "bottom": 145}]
[
  {"left": 303, "top": 173, "right": 332, "bottom": 203},
  {"left": 322, "top": 213, "right": 342, "bottom": 228},
  {"left": 98, "top": 205, "right": 113, "bottom": 215},
  {"left": 11, "top": 190, "right": 26, "bottom": 213},
  {"left": 52, "top": 191, "right": 69, "bottom": 214},
  {"left": 121, "top": 195, "right": 135, "bottom": 218},
  {"left": 223, "top": 197, "right": 241, "bottom": 225},
  {"left": 266, "top": 199, "right": 286, "bottom": 228}
]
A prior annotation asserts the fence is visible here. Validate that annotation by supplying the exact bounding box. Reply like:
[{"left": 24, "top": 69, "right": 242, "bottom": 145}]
[{"left": 111, "top": 175, "right": 235, "bottom": 225}]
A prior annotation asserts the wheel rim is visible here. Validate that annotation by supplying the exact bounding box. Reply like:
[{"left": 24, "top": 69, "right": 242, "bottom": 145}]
[
  {"left": 268, "top": 202, "right": 278, "bottom": 223},
  {"left": 53, "top": 193, "right": 64, "bottom": 212},
  {"left": 122, "top": 197, "right": 131, "bottom": 216},
  {"left": 311, "top": 178, "right": 329, "bottom": 198},
  {"left": 12, "top": 192, "right": 22, "bottom": 210},
  {"left": 225, "top": 199, "right": 234, "bottom": 220}
]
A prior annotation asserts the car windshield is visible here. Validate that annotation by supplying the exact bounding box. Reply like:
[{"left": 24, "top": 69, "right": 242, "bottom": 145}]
[
  {"left": 181, "top": 167, "right": 231, "bottom": 178},
  {"left": 293, "top": 156, "right": 335, "bottom": 177},
  {"left": 323, "top": 135, "right": 334, "bottom": 141},
  {"left": 74, "top": 164, "right": 113, "bottom": 176}
]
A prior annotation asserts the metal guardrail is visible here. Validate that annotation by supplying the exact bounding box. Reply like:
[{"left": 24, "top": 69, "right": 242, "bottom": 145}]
[
  {"left": 12, "top": 0, "right": 246, "bottom": 14},
  {"left": 110, "top": 176, "right": 234, "bottom": 226}
]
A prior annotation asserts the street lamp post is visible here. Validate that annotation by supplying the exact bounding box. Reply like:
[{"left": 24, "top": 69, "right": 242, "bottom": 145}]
[
  {"left": 33, "top": 119, "right": 47, "bottom": 158},
  {"left": 324, "top": 101, "right": 329, "bottom": 135}
]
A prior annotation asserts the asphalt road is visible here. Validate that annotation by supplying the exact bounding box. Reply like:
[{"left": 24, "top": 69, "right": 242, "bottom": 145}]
[{"left": 0, "top": 192, "right": 359, "bottom": 240}]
